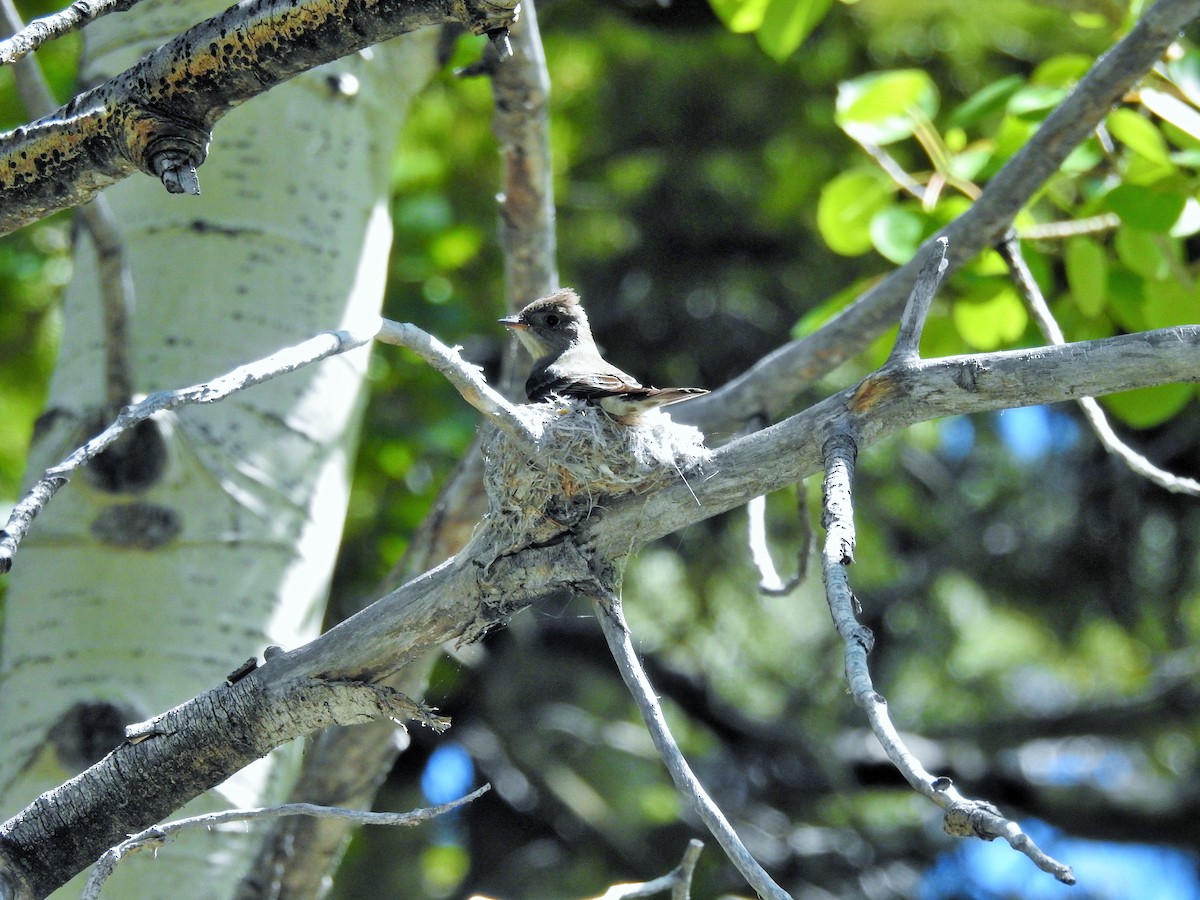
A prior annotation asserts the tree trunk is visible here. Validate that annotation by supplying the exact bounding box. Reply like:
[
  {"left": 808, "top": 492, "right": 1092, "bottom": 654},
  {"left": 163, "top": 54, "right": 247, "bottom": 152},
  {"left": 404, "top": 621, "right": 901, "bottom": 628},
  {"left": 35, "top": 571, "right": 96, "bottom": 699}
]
[{"left": 0, "top": 2, "right": 438, "bottom": 895}]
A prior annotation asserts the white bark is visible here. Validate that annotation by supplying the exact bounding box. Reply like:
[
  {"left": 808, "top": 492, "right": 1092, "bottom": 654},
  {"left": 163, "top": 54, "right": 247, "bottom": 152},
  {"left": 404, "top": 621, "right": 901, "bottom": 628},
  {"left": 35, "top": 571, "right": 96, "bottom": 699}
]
[{"left": 0, "top": 2, "right": 439, "bottom": 896}]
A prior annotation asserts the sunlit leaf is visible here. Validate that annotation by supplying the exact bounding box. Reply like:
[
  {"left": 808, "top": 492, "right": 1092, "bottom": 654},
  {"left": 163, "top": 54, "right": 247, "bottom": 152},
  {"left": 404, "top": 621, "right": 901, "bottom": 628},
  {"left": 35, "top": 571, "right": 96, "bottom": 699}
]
[
  {"left": 836, "top": 70, "right": 939, "bottom": 144},
  {"left": 1030, "top": 53, "right": 1093, "bottom": 86},
  {"left": 1107, "top": 108, "right": 1173, "bottom": 167},
  {"left": 869, "top": 206, "right": 926, "bottom": 264},
  {"left": 1140, "top": 88, "right": 1200, "bottom": 146},
  {"left": 952, "top": 284, "right": 1028, "bottom": 350},
  {"left": 708, "top": 0, "right": 772, "bottom": 33},
  {"left": 1006, "top": 84, "right": 1068, "bottom": 120},
  {"left": 756, "top": 0, "right": 833, "bottom": 61},
  {"left": 1164, "top": 47, "right": 1200, "bottom": 108},
  {"left": 817, "top": 169, "right": 895, "bottom": 255}
]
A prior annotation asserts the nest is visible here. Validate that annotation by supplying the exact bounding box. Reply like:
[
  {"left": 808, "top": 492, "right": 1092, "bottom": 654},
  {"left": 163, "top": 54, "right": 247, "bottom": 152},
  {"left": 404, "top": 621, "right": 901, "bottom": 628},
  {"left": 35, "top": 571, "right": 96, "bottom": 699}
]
[{"left": 482, "top": 399, "right": 711, "bottom": 548}]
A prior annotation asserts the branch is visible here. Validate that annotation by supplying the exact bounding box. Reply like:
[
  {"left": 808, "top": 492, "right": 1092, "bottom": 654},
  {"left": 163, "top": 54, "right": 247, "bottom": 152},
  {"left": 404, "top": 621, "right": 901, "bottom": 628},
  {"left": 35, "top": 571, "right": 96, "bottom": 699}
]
[
  {"left": 591, "top": 592, "right": 789, "bottom": 900},
  {"left": 888, "top": 237, "right": 948, "bottom": 363},
  {"left": 998, "top": 233, "right": 1200, "bottom": 496},
  {"left": 676, "top": 0, "right": 1200, "bottom": 435},
  {"left": 0, "top": 0, "right": 142, "bottom": 66},
  {"left": 81, "top": 786, "right": 489, "bottom": 900},
  {"left": 818, "top": 430, "right": 1076, "bottom": 884},
  {"left": 375, "top": 318, "right": 539, "bottom": 455},
  {"left": 0, "top": 676, "right": 448, "bottom": 898},
  {"left": 588, "top": 325, "right": 1200, "bottom": 561},
  {"left": 1, "top": 324, "right": 1195, "bottom": 894},
  {"left": 0, "top": 0, "right": 519, "bottom": 234},
  {"left": 746, "top": 489, "right": 809, "bottom": 596},
  {"left": 0, "top": 323, "right": 379, "bottom": 573},
  {"left": 485, "top": 0, "right": 559, "bottom": 396},
  {"left": 586, "top": 839, "right": 705, "bottom": 900},
  {"left": 0, "top": 316, "right": 540, "bottom": 574}
]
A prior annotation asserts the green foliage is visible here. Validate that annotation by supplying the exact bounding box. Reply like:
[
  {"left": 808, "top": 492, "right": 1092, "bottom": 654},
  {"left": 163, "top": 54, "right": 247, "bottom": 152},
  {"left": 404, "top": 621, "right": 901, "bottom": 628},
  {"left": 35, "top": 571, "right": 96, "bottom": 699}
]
[
  {"left": 708, "top": 0, "right": 834, "bottom": 61},
  {"left": 813, "top": 28, "right": 1200, "bottom": 428}
]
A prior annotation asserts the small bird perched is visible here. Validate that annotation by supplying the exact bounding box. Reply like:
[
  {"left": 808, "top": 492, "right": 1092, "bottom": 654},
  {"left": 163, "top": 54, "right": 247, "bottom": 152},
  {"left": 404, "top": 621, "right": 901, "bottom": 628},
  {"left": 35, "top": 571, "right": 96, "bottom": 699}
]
[{"left": 499, "top": 288, "right": 708, "bottom": 423}]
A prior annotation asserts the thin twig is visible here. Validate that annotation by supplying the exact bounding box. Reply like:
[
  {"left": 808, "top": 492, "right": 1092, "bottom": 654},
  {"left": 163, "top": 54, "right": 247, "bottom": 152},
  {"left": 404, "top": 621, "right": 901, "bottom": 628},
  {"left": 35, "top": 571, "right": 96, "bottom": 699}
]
[
  {"left": 485, "top": 0, "right": 559, "bottom": 398},
  {"left": 0, "top": 323, "right": 379, "bottom": 573},
  {"left": 375, "top": 318, "right": 539, "bottom": 456},
  {"left": 747, "top": 486, "right": 809, "bottom": 596},
  {"left": 818, "top": 431, "right": 1076, "bottom": 884},
  {"left": 1018, "top": 213, "right": 1121, "bottom": 240},
  {"left": 80, "top": 785, "right": 490, "bottom": 899},
  {"left": 998, "top": 233, "right": 1200, "bottom": 495},
  {"left": 591, "top": 591, "right": 790, "bottom": 900},
  {"left": 888, "top": 236, "right": 949, "bottom": 363},
  {"left": 587, "top": 839, "right": 705, "bottom": 900},
  {"left": 0, "top": 0, "right": 141, "bottom": 66}
]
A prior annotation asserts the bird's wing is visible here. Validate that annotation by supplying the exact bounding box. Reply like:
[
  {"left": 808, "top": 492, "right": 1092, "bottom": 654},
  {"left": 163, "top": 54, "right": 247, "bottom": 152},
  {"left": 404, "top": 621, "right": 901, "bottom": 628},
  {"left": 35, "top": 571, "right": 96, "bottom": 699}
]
[{"left": 527, "top": 366, "right": 643, "bottom": 403}]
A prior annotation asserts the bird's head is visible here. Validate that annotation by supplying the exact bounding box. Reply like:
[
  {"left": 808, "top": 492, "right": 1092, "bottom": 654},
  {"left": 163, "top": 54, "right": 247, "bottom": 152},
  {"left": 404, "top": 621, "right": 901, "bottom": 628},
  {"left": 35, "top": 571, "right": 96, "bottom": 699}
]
[{"left": 499, "top": 288, "right": 593, "bottom": 359}]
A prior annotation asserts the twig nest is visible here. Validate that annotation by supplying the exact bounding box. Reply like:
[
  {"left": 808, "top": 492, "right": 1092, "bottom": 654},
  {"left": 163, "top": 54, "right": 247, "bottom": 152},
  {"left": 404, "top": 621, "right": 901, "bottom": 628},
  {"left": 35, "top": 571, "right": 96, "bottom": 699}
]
[{"left": 483, "top": 399, "right": 710, "bottom": 546}]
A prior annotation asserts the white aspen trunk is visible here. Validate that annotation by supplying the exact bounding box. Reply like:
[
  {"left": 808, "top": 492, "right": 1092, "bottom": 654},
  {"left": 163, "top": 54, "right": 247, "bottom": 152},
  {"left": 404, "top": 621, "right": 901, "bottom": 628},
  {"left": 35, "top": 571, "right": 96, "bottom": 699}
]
[{"left": 0, "top": 1, "right": 438, "bottom": 895}]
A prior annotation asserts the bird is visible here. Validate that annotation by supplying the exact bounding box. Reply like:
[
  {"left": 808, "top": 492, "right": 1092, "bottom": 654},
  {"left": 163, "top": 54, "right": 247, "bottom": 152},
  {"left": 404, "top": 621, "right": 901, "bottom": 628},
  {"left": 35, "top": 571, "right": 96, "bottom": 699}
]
[{"left": 499, "top": 288, "right": 708, "bottom": 423}]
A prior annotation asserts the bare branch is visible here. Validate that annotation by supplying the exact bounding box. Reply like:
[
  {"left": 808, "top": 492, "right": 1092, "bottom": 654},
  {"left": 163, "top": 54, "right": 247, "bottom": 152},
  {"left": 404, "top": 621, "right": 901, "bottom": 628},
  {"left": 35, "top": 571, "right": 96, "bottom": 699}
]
[
  {"left": 81, "top": 786, "right": 490, "bottom": 900},
  {"left": 888, "top": 236, "right": 948, "bottom": 363},
  {"left": 0, "top": 323, "right": 378, "bottom": 573},
  {"left": 0, "top": 0, "right": 142, "bottom": 66},
  {"left": 676, "top": 0, "right": 1200, "bottom": 435},
  {"left": 746, "top": 489, "right": 809, "bottom": 596},
  {"left": 998, "top": 233, "right": 1200, "bottom": 496},
  {"left": 1019, "top": 213, "right": 1121, "bottom": 240},
  {"left": 0, "top": 0, "right": 519, "bottom": 234},
  {"left": 586, "top": 839, "right": 705, "bottom": 900},
  {"left": 591, "top": 591, "right": 790, "bottom": 900},
  {"left": 1, "top": 325, "right": 1195, "bottom": 893},
  {"left": 589, "top": 325, "right": 1200, "bottom": 561},
  {"left": 0, "top": 677, "right": 448, "bottom": 898},
  {"left": 376, "top": 318, "right": 539, "bottom": 455},
  {"left": 818, "top": 431, "right": 1076, "bottom": 884}
]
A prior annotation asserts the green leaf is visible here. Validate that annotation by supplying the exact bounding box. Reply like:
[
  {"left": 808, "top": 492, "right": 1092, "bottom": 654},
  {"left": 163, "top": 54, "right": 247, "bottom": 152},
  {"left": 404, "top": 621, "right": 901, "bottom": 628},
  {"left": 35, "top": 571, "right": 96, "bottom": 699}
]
[
  {"left": 1140, "top": 88, "right": 1200, "bottom": 147},
  {"left": 836, "top": 70, "right": 939, "bottom": 145},
  {"left": 1105, "top": 184, "right": 1186, "bottom": 232},
  {"left": 947, "top": 75, "right": 1024, "bottom": 129},
  {"left": 1114, "top": 226, "right": 1170, "bottom": 279},
  {"left": 1006, "top": 84, "right": 1068, "bottom": 121},
  {"left": 1106, "top": 108, "right": 1172, "bottom": 166},
  {"left": 1100, "top": 383, "right": 1195, "bottom": 429},
  {"left": 756, "top": 0, "right": 833, "bottom": 61},
  {"left": 1142, "top": 277, "right": 1200, "bottom": 330},
  {"left": 817, "top": 169, "right": 895, "bottom": 256},
  {"left": 1164, "top": 47, "right": 1200, "bottom": 109},
  {"left": 952, "top": 284, "right": 1028, "bottom": 350},
  {"left": 869, "top": 206, "right": 926, "bottom": 265},
  {"left": 1030, "top": 54, "right": 1093, "bottom": 87},
  {"left": 1063, "top": 236, "right": 1108, "bottom": 317},
  {"left": 708, "top": 0, "right": 772, "bottom": 32}
]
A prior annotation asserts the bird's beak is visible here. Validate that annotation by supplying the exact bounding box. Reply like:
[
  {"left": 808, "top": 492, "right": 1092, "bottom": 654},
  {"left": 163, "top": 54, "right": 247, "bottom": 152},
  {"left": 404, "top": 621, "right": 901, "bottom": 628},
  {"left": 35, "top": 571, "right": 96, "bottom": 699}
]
[{"left": 498, "top": 314, "right": 526, "bottom": 329}]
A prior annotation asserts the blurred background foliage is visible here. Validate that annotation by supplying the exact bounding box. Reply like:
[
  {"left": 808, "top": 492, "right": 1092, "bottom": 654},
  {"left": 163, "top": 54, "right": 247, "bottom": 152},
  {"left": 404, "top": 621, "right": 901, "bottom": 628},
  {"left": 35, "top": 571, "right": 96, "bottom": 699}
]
[{"left": 2, "top": 0, "right": 1200, "bottom": 897}]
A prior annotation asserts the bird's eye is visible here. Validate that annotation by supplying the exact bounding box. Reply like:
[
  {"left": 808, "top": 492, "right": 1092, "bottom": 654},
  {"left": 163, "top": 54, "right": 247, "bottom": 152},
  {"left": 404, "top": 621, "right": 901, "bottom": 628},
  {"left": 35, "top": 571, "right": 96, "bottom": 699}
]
[{"left": 544, "top": 314, "right": 560, "bottom": 327}]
